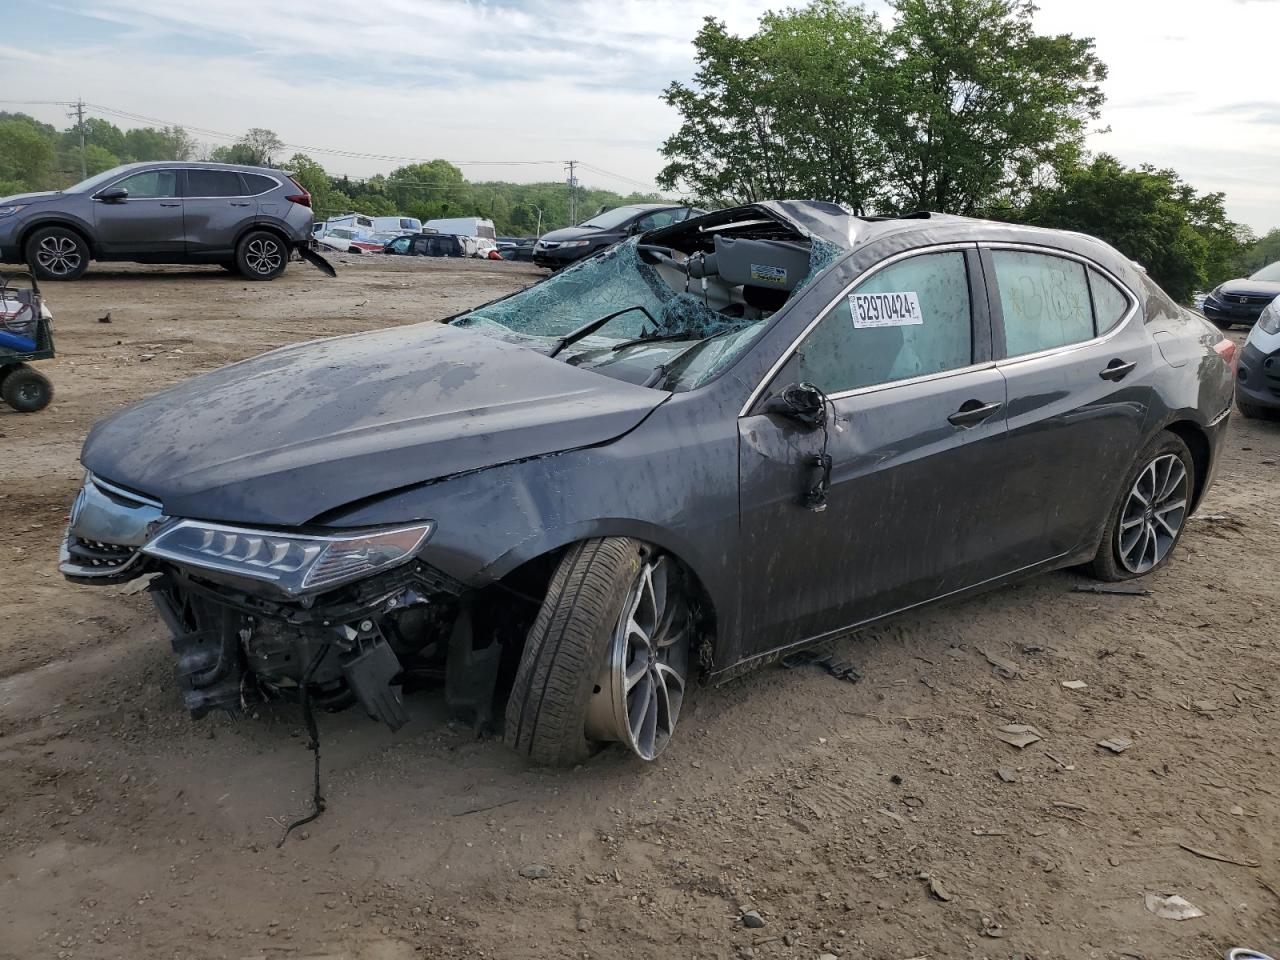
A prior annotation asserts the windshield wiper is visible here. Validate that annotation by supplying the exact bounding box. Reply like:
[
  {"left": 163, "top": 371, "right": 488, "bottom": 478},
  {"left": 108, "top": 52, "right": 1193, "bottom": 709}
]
[
  {"left": 610, "top": 331, "right": 696, "bottom": 352},
  {"left": 641, "top": 326, "right": 741, "bottom": 389},
  {"left": 548, "top": 305, "right": 658, "bottom": 358}
]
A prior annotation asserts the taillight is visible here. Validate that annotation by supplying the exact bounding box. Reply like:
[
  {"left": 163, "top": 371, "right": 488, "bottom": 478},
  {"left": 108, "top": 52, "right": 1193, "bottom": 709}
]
[
  {"left": 285, "top": 176, "right": 311, "bottom": 208},
  {"left": 1213, "top": 337, "right": 1238, "bottom": 374}
]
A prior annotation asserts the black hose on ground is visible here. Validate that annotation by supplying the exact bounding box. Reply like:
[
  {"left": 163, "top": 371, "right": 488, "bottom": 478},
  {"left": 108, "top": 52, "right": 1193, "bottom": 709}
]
[{"left": 277, "top": 642, "right": 331, "bottom": 847}]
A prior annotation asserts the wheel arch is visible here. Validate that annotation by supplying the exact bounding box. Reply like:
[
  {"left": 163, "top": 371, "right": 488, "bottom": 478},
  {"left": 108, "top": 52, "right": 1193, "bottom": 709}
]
[
  {"left": 1162, "top": 418, "right": 1211, "bottom": 510},
  {"left": 233, "top": 221, "right": 291, "bottom": 253},
  {"left": 19, "top": 218, "right": 98, "bottom": 259},
  {"left": 483, "top": 522, "right": 726, "bottom": 673}
]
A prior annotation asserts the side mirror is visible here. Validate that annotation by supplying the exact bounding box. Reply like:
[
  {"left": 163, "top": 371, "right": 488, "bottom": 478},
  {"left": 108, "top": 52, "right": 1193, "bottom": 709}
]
[
  {"left": 95, "top": 186, "right": 128, "bottom": 203},
  {"left": 763, "top": 382, "right": 827, "bottom": 428}
]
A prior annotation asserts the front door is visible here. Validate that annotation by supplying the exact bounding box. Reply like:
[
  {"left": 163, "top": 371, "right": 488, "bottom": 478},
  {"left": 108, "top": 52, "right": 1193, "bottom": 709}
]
[
  {"left": 737, "top": 246, "right": 1011, "bottom": 658},
  {"left": 92, "top": 168, "right": 184, "bottom": 255},
  {"left": 183, "top": 168, "right": 255, "bottom": 255}
]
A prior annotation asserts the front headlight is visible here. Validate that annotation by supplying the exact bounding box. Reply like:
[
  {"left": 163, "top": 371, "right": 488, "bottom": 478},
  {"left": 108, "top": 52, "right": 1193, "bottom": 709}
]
[
  {"left": 558, "top": 239, "right": 591, "bottom": 248},
  {"left": 1205, "top": 285, "right": 1223, "bottom": 302},
  {"left": 0, "top": 204, "right": 26, "bottom": 219},
  {"left": 140, "top": 520, "right": 434, "bottom": 596},
  {"left": 1259, "top": 299, "right": 1280, "bottom": 335}
]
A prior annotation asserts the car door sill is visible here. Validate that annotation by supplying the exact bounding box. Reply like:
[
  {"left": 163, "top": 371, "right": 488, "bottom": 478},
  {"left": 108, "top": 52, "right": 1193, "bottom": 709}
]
[{"left": 712, "top": 550, "right": 1071, "bottom": 683}]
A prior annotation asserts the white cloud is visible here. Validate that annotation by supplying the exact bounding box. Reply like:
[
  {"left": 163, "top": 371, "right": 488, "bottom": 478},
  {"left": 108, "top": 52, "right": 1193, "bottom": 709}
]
[{"left": 4, "top": 0, "right": 1279, "bottom": 228}]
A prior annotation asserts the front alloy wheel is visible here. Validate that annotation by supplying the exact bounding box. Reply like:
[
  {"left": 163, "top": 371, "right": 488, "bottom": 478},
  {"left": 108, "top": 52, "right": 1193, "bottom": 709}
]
[
  {"left": 504, "top": 538, "right": 696, "bottom": 766},
  {"left": 25, "top": 227, "right": 89, "bottom": 280},
  {"left": 585, "top": 555, "right": 690, "bottom": 760},
  {"left": 1116, "top": 453, "right": 1188, "bottom": 574}
]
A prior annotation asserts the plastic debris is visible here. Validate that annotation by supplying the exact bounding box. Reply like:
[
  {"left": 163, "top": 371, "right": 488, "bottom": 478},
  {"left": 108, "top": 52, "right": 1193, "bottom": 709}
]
[
  {"left": 994, "top": 724, "right": 1043, "bottom": 749},
  {"left": 1061, "top": 680, "right": 1088, "bottom": 690},
  {"left": 1072, "top": 584, "right": 1151, "bottom": 596},
  {"left": 1097, "top": 736, "right": 1133, "bottom": 754},
  {"left": 1144, "top": 893, "right": 1204, "bottom": 920},
  {"left": 779, "top": 648, "right": 861, "bottom": 683}
]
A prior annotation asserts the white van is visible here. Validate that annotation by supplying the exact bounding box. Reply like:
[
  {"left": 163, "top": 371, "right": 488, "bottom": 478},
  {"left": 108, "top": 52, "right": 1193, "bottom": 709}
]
[
  {"left": 370, "top": 216, "right": 422, "bottom": 237},
  {"left": 423, "top": 217, "right": 497, "bottom": 241}
]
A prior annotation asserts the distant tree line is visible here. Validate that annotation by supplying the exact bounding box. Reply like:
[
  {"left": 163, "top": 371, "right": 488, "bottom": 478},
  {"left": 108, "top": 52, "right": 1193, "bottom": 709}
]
[
  {"left": 0, "top": 113, "right": 661, "bottom": 239},
  {"left": 658, "top": 0, "right": 1264, "bottom": 302}
]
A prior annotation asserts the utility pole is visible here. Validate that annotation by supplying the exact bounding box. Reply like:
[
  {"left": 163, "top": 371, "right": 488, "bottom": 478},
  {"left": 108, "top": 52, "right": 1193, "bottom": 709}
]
[
  {"left": 565, "top": 160, "right": 578, "bottom": 225},
  {"left": 67, "top": 98, "right": 87, "bottom": 179}
]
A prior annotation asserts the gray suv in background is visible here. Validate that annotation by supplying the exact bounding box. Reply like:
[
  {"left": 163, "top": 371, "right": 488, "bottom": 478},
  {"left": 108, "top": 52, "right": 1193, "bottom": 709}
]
[{"left": 0, "top": 161, "right": 316, "bottom": 281}]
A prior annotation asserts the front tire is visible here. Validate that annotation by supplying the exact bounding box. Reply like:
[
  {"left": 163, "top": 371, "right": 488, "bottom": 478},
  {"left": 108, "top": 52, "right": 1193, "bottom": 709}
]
[
  {"left": 1237, "top": 398, "right": 1277, "bottom": 420},
  {"left": 0, "top": 364, "right": 53, "bottom": 412},
  {"left": 25, "top": 226, "right": 89, "bottom": 280},
  {"left": 1087, "top": 431, "right": 1194, "bottom": 581},
  {"left": 235, "top": 231, "right": 288, "bottom": 280},
  {"left": 504, "top": 539, "right": 693, "bottom": 766}
]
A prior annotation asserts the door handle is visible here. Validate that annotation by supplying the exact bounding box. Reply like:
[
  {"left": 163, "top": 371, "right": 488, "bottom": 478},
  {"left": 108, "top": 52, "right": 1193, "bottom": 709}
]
[
  {"left": 230, "top": 201, "right": 252, "bottom": 207},
  {"left": 947, "top": 399, "right": 1002, "bottom": 427},
  {"left": 1099, "top": 359, "right": 1136, "bottom": 381},
  {"left": 159, "top": 201, "right": 181, "bottom": 207}
]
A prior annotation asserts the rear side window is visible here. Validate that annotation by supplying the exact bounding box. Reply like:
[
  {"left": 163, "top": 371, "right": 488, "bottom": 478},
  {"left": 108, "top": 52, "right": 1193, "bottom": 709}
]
[
  {"left": 796, "top": 251, "right": 973, "bottom": 393},
  {"left": 115, "top": 169, "right": 179, "bottom": 198},
  {"left": 187, "top": 170, "right": 244, "bottom": 197},
  {"left": 240, "top": 173, "right": 277, "bottom": 195},
  {"left": 1089, "top": 268, "right": 1130, "bottom": 333},
  {"left": 991, "top": 250, "right": 1093, "bottom": 356}
]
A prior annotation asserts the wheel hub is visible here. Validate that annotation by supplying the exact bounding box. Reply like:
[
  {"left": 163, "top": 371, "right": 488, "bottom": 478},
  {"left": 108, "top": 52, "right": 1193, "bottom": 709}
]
[
  {"left": 584, "top": 555, "right": 691, "bottom": 761},
  {"left": 1117, "top": 453, "right": 1188, "bottom": 574}
]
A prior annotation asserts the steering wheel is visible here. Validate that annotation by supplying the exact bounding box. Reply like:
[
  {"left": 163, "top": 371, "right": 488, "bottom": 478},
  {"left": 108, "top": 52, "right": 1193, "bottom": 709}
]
[{"left": 636, "top": 243, "right": 686, "bottom": 273}]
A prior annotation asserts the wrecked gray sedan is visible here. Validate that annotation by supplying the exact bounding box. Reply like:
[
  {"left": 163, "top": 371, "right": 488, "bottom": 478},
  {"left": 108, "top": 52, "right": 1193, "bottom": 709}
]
[{"left": 60, "top": 202, "right": 1235, "bottom": 765}]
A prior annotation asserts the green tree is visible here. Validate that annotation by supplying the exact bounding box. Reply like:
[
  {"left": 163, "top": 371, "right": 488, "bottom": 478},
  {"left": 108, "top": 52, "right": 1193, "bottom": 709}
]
[
  {"left": 877, "top": 0, "right": 1106, "bottom": 213},
  {"left": 1020, "top": 155, "right": 1246, "bottom": 302},
  {"left": 1231, "top": 228, "right": 1280, "bottom": 279},
  {"left": 81, "top": 144, "right": 121, "bottom": 177},
  {"left": 658, "top": 2, "right": 887, "bottom": 208},
  {"left": 124, "top": 125, "right": 196, "bottom": 161},
  {"left": 0, "top": 118, "right": 56, "bottom": 190}
]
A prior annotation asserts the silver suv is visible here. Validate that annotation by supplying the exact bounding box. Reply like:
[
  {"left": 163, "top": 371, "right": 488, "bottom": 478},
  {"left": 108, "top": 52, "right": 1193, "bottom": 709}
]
[{"left": 0, "top": 161, "right": 316, "bottom": 281}]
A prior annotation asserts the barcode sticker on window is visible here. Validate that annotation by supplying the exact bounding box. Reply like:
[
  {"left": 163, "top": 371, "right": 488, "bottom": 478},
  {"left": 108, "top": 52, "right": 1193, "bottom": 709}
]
[{"left": 849, "top": 292, "right": 924, "bottom": 328}]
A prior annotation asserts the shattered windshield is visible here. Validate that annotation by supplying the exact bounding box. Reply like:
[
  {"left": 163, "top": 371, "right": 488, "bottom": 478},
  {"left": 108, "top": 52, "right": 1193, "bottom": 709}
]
[{"left": 451, "top": 232, "right": 841, "bottom": 391}]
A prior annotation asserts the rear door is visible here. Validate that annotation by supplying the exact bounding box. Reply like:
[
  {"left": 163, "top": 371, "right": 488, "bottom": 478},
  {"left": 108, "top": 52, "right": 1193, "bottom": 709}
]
[
  {"left": 737, "top": 245, "right": 1013, "bottom": 656},
  {"left": 92, "top": 168, "right": 184, "bottom": 255},
  {"left": 983, "top": 245, "right": 1153, "bottom": 567},
  {"left": 183, "top": 168, "right": 258, "bottom": 255}
]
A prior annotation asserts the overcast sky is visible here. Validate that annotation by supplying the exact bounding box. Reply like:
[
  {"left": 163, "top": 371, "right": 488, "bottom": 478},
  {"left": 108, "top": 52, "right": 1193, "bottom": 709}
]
[{"left": 3, "top": 0, "right": 1278, "bottom": 230}]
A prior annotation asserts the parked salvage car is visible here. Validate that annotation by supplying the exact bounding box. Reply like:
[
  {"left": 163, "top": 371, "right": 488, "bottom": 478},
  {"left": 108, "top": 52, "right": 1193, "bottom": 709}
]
[
  {"left": 60, "top": 202, "right": 1236, "bottom": 766},
  {"left": 383, "top": 233, "right": 471, "bottom": 258},
  {"left": 0, "top": 161, "right": 331, "bottom": 281},
  {"left": 1235, "top": 297, "right": 1280, "bottom": 418},
  {"left": 533, "top": 203, "right": 706, "bottom": 269},
  {"left": 1200, "top": 260, "right": 1280, "bottom": 329}
]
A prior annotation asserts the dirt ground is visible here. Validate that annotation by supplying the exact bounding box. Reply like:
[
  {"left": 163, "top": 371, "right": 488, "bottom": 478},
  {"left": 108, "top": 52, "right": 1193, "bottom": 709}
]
[{"left": 0, "top": 256, "right": 1277, "bottom": 960}]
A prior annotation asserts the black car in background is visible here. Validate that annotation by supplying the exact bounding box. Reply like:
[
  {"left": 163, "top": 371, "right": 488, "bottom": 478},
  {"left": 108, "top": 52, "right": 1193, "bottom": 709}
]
[
  {"left": 61, "top": 202, "right": 1235, "bottom": 767},
  {"left": 533, "top": 203, "right": 705, "bottom": 269},
  {"left": 1201, "top": 260, "right": 1280, "bottom": 328}
]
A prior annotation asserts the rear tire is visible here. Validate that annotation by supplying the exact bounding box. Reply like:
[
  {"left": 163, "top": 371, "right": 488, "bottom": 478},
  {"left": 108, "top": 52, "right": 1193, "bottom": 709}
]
[
  {"left": 504, "top": 538, "right": 644, "bottom": 766},
  {"left": 235, "top": 231, "right": 288, "bottom": 280},
  {"left": 25, "top": 226, "right": 89, "bottom": 281},
  {"left": 1087, "top": 431, "right": 1194, "bottom": 581},
  {"left": 0, "top": 364, "right": 53, "bottom": 412}
]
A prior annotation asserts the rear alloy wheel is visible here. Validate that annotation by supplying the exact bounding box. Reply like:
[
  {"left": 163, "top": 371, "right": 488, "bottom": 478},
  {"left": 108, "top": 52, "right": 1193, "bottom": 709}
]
[
  {"left": 504, "top": 539, "right": 694, "bottom": 765},
  {"left": 1088, "top": 432, "right": 1194, "bottom": 581},
  {"left": 235, "top": 231, "right": 288, "bottom": 280},
  {"left": 25, "top": 226, "right": 89, "bottom": 281}
]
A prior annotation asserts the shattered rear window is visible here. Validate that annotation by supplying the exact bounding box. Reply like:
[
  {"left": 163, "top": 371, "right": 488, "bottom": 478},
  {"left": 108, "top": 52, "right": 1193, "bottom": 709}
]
[{"left": 452, "top": 235, "right": 842, "bottom": 391}]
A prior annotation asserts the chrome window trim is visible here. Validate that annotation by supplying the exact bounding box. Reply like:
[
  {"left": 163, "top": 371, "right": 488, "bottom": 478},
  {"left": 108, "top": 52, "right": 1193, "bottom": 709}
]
[
  {"left": 823, "top": 360, "right": 999, "bottom": 402},
  {"left": 101, "top": 165, "right": 281, "bottom": 201},
  {"left": 738, "top": 242, "right": 977, "bottom": 417},
  {"left": 982, "top": 241, "right": 1140, "bottom": 368}
]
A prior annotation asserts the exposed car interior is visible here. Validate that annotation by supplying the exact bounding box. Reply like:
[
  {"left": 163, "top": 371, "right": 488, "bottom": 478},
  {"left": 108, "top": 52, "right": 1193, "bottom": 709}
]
[{"left": 452, "top": 208, "right": 838, "bottom": 390}]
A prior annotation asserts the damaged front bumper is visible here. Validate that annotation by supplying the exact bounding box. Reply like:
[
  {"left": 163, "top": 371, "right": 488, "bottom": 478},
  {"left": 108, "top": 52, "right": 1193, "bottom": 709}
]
[{"left": 60, "top": 473, "right": 495, "bottom": 731}]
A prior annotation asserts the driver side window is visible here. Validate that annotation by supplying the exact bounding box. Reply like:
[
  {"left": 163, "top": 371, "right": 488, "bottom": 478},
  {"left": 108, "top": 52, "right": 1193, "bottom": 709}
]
[
  {"left": 114, "top": 170, "right": 180, "bottom": 199},
  {"left": 796, "top": 251, "right": 974, "bottom": 393}
]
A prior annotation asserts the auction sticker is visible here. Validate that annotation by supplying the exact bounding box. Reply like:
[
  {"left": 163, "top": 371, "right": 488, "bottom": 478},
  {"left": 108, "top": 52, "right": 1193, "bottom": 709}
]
[{"left": 849, "top": 291, "right": 923, "bottom": 328}]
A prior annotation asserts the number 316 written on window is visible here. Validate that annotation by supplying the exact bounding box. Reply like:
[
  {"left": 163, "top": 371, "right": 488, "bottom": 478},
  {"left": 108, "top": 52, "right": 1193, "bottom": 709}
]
[{"left": 849, "top": 291, "right": 924, "bottom": 328}]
